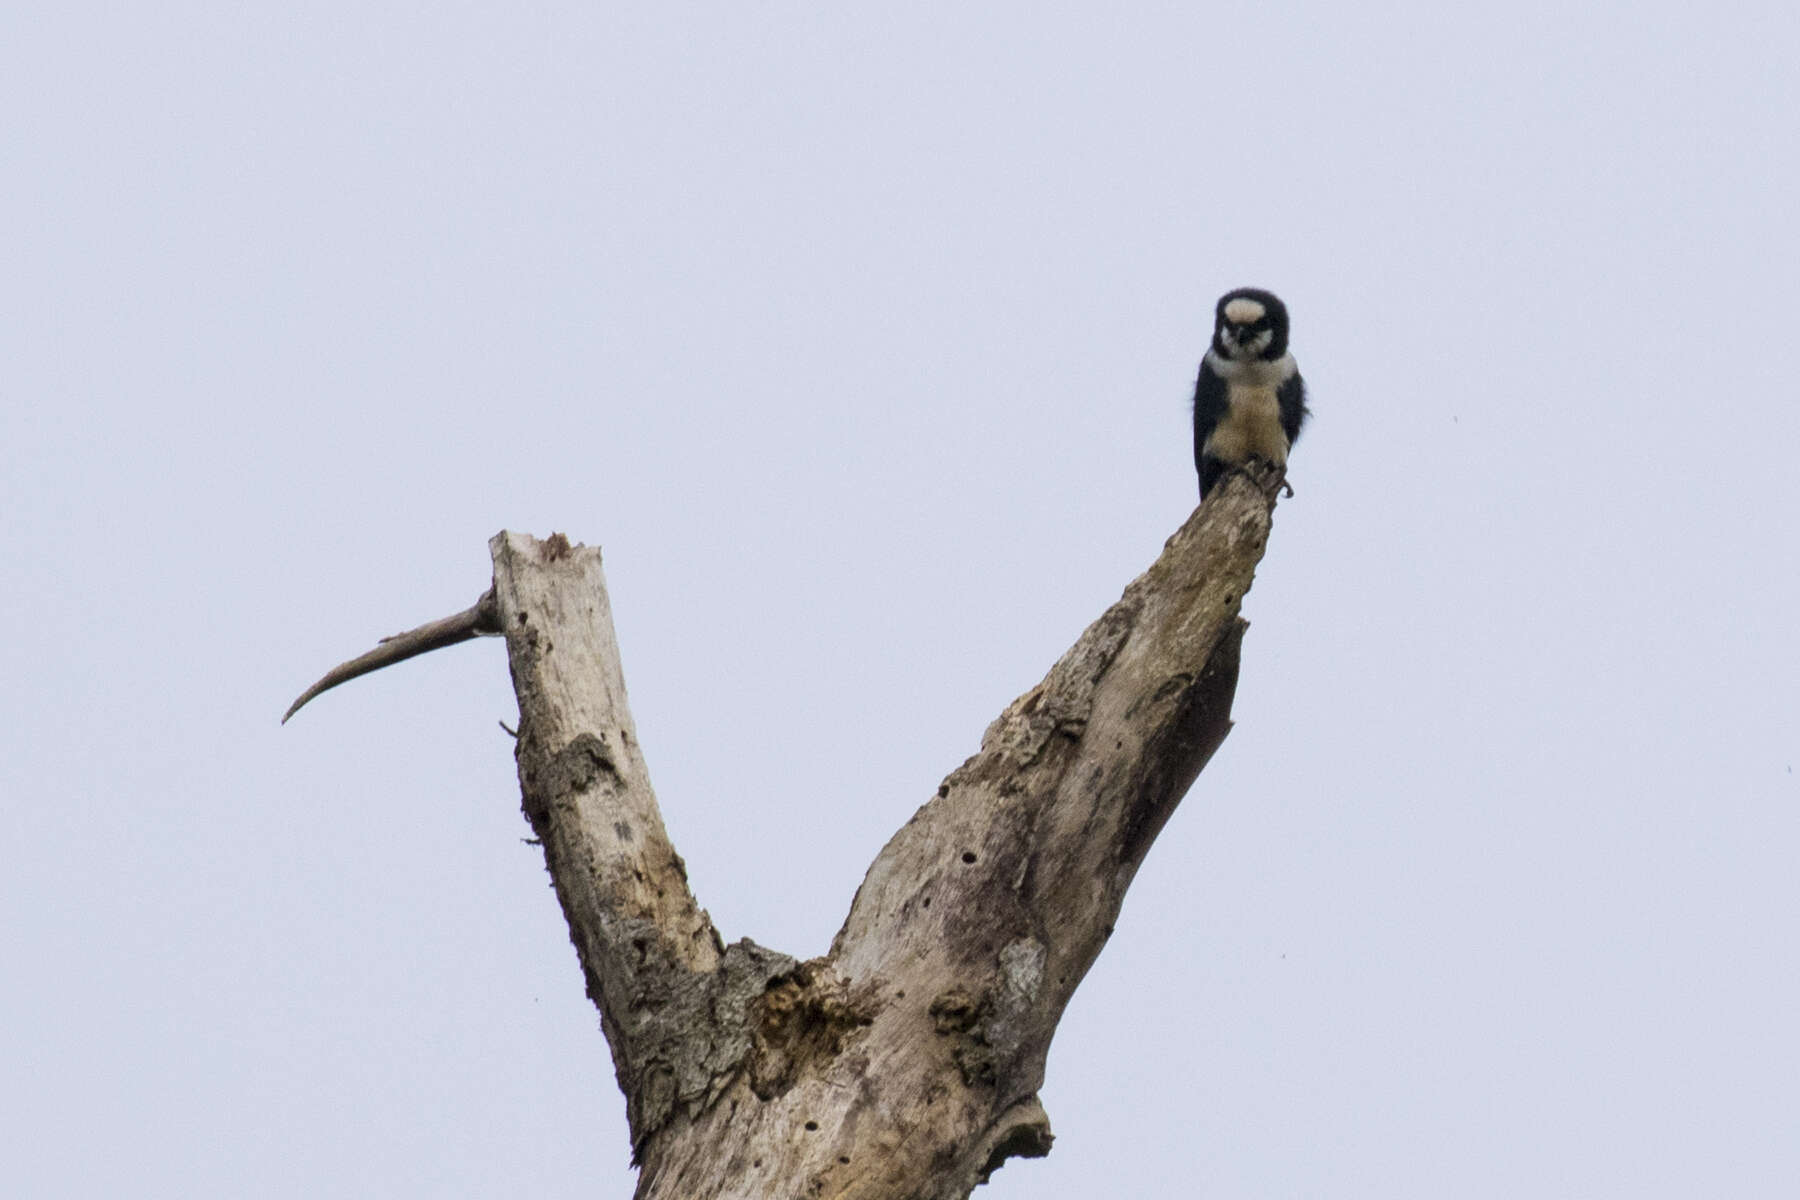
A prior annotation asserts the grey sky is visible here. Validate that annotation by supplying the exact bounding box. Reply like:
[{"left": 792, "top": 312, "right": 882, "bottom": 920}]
[{"left": 4, "top": 3, "right": 1797, "bottom": 1197}]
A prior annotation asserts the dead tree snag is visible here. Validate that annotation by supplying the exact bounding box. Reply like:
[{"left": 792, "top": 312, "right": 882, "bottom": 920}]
[{"left": 284, "top": 469, "right": 1287, "bottom": 1199}]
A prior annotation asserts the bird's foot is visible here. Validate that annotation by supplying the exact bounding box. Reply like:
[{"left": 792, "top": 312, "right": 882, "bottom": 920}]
[{"left": 1244, "top": 460, "right": 1294, "bottom": 500}]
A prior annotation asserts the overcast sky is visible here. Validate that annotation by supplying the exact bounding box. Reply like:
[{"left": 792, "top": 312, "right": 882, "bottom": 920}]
[{"left": 5, "top": 4, "right": 1797, "bottom": 1197}]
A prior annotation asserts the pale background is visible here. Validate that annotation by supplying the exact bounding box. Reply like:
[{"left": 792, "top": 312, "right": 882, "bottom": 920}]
[{"left": 5, "top": 4, "right": 1797, "bottom": 1197}]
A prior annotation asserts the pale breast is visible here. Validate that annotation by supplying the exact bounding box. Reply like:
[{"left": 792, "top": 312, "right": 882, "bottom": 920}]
[{"left": 1204, "top": 383, "right": 1290, "bottom": 466}]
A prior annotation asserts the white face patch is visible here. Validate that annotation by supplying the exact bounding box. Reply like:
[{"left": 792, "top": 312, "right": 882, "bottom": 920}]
[
  {"left": 1218, "top": 326, "right": 1274, "bottom": 360},
  {"left": 1222, "top": 297, "right": 1267, "bottom": 325}
]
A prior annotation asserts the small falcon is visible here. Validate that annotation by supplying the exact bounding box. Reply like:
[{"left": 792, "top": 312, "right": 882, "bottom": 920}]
[{"left": 1191, "top": 287, "right": 1309, "bottom": 498}]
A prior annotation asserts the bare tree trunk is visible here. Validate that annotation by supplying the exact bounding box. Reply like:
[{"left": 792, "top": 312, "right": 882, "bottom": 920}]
[{"left": 287, "top": 470, "right": 1284, "bottom": 1198}]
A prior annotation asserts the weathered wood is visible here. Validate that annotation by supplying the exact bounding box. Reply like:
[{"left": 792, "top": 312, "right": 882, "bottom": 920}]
[
  {"left": 482, "top": 471, "right": 1281, "bottom": 1199},
  {"left": 282, "top": 589, "right": 499, "bottom": 723},
  {"left": 285, "top": 468, "right": 1284, "bottom": 1198},
  {"left": 489, "top": 531, "right": 795, "bottom": 1155}
]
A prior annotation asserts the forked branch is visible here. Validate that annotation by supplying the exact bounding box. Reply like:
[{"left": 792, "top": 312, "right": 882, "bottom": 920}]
[{"left": 282, "top": 468, "right": 1287, "bottom": 1200}]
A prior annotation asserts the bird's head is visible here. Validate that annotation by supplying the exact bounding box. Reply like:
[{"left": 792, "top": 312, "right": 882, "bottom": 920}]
[{"left": 1212, "top": 288, "right": 1290, "bottom": 362}]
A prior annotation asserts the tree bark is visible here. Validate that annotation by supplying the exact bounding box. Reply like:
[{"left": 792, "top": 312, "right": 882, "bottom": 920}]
[{"left": 478, "top": 471, "right": 1282, "bottom": 1199}]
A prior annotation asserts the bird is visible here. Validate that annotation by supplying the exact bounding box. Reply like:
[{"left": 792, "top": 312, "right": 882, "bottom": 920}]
[{"left": 1191, "top": 287, "right": 1308, "bottom": 499}]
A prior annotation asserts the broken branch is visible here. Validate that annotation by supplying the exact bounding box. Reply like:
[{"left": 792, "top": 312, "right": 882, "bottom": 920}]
[{"left": 281, "top": 587, "right": 501, "bottom": 723}]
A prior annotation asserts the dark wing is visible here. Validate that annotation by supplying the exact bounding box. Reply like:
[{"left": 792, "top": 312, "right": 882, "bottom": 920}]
[
  {"left": 1277, "top": 370, "right": 1309, "bottom": 445},
  {"left": 1192, "top": 362, "right": 1229, "bottom": 489}
]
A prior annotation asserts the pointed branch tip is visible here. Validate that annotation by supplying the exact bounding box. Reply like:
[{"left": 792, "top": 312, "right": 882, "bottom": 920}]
[{"left": 281, "top": 588, "right": 501, "bottom": 723}]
